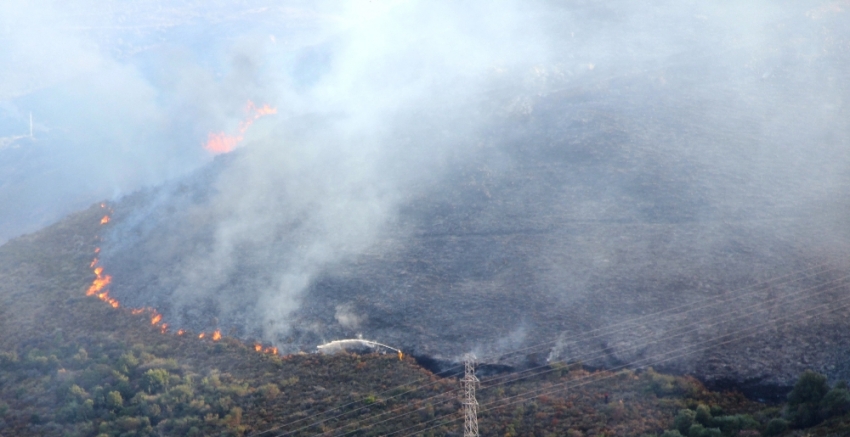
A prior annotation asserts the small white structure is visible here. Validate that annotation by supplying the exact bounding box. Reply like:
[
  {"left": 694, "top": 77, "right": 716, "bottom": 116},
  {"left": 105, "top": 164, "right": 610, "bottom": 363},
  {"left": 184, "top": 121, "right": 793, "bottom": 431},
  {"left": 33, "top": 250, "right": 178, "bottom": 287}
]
[{"left": 317, "top": 339, "right": 403, "bottom": 359}]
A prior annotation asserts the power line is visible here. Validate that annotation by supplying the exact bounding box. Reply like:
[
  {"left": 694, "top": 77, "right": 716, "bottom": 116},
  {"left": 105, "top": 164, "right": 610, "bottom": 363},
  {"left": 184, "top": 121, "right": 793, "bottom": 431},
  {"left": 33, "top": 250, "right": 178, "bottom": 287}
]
[
  {"left": 343, "top": 276, "right": 850, "bottom": 436},
  {"left": 310, "top": 264, "right": 839, "bottom": 436},
  {"left": 247, "top": 364, "right": 464, "bottom": 437},
  {"left": 250, "top": 261, "right": 842, "bottom": 437},
  {"left": 477, "top": 270, "right": 850, "bottom": 391},
  {"left": 389, "top": 293, "right": 850, "bottom": 437}
]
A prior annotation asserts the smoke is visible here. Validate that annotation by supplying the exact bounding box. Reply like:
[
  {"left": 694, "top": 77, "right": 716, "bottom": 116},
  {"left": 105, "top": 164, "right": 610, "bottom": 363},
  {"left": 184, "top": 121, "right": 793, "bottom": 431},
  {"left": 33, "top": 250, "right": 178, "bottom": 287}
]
[
  {"left": 335, "top": 304, "right": 365, "bottom": 331},
  {"left": 0, "top": 0, "right": 315, "bottom": 243},
  {"left": 5, "top": 0, "right": 850, "bottom": 361}
]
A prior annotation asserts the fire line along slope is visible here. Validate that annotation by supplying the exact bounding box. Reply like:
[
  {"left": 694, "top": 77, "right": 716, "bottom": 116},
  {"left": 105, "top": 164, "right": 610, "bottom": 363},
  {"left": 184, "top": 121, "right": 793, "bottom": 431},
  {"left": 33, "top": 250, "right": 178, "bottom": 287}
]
[{"left": 100, "top": 56, "right": 850, "bottom": 399}]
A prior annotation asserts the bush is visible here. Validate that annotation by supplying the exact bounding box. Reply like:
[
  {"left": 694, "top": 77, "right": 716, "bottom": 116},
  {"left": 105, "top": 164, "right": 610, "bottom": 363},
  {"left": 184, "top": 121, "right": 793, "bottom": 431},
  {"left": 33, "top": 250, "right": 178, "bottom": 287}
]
[
  {"left": 821, "top": 387, "right": 850, "bottom": 418},
  {"left": 661, "top": 431, "right": 683, "bottom": 437},
  {"left": 786, "top": 370, "right": 831, "bottom": 428},
  {"left": 694, "top": 404, "right": 711, "bottom": 426},
  {"left": 143, "top": 369, "right": 170, "bottom": 394},
  {"left": 106, "top": 391, "right": 123, "bottom": 410},
  {"left": 764, "top": 418, "right": 789, "bottom": 436},
  {"left": 674, "top": 409, "right": 696, "bottom": 435},
  {"left": 711, "top": 414, "right": 759, "bottom": 435},
  {"left": 788, "top": 370, "right": 828, "bottom": 407}
]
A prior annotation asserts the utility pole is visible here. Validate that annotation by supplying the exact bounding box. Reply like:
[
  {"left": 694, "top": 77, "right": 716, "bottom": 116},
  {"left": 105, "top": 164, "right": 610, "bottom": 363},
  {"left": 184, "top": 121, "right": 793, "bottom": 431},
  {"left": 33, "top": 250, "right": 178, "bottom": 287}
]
[{"left": 461, "top": 355, "right": 479, "bottom": 437}]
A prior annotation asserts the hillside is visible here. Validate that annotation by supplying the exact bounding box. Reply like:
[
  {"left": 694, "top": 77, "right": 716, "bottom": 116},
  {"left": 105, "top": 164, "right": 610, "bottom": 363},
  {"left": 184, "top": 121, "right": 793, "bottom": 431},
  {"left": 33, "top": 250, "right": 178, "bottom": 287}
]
[{"left": 1, "top": 202, "right": 850, "bottom": 436}]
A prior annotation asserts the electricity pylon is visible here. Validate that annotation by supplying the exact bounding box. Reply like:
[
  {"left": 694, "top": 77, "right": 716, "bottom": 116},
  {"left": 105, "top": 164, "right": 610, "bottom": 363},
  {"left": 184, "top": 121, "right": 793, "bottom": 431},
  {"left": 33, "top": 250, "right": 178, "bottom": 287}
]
[{"left": 461, "top": 355, "right": 479, "bottom": 437}]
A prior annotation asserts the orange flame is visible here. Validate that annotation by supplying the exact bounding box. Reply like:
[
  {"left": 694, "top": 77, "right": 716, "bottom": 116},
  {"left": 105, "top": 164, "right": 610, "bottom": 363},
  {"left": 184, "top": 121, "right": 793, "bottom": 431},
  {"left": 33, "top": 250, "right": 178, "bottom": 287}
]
[
  {"left": 100, "top": 215, "right": 110, "bottom": 224},
  {"left": 199, "top": 333, "right": 206, "bottom": 339},
  {"left": 212, "top": 330, "right": 222, "bottom": 341},
  {"left": 151, "top": 314, "right": 162, "bottom": 325},
  {"left": 86, "top": 267, "right": 112, "bottom": 296},
  {"left": 90, "top": 258, "right": 98, "bottom": 268},
  {"left": 160, "top": 323, "right": 168, "bottom": 334},
  {"left": 204, "top": 100, "right": 277, "bottom": 154},
  {"left": 264, "top": 346, "right": 278, "bottom": 355},
  {"left": 177, "top": 330, "right": 185, "bottom": 336},
  {"left": 131, "top": 308, "right": 144, "bottom": 315},
  {"left": 94, "top": 247, "right": 100, "bottom": 254}
]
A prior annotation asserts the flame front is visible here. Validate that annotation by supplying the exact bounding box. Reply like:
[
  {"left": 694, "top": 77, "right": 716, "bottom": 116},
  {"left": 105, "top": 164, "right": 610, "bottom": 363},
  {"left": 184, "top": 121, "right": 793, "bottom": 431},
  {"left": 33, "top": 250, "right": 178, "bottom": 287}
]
[
  {"left": 86, "top": 266, "right": 112, "bottom": 296},
  {"left": 84, "top": 205, "right": 283, "bottom": 352},
  {"left": 204, "top": 100, "right": 277, "bottom": 154}
]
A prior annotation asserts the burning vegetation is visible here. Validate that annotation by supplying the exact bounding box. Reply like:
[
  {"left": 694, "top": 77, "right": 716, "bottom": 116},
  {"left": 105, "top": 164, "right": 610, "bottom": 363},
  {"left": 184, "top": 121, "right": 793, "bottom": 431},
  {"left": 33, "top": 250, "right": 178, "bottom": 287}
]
[
  {"left": 204, "top": 101, "right": 277, "bottom": 154},
  {"left": 84, "top": 204, "right": 278, "bottom": 354}
]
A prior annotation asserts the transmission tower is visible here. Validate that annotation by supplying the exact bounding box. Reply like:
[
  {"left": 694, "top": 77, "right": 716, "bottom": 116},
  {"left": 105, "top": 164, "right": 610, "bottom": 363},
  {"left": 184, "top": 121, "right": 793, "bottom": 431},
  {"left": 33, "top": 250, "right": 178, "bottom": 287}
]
[{"left": 461, "top": 356, "right": 479, "bottom": 437}]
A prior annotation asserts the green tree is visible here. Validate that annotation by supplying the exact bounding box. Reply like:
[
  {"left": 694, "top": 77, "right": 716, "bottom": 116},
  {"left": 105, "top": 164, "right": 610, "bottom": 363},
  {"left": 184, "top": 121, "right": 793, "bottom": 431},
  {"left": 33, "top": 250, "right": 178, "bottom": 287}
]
[
  {"left": 106, "top": 390, "right": 124, "bottom": 410},
  {"left": 787, "top": 370, "right": 829, "bottom": 427},
  {"left": 674, "top": 409, "right": 696, "bottom": 435},
  {"left": 764, "top": 418, "right": 788, "bottom": 436},
  {"left": 694, "top": 404, "right": 711, "bottom": 426},
  {"left": 143, "top": 368, "right": 170, "bottom": 394},
  {"left": 788, "top": 370, "right": 829, "bottom": 407},
  {"left": 821, "top": 385, "right": 850, "bottom": 418}
]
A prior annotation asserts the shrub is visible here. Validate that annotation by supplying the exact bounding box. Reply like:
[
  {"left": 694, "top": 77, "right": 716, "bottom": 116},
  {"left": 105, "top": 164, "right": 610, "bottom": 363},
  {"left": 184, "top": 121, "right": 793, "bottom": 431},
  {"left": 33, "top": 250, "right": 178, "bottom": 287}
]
[
  {"left": 788, "top": 370, "right": 828, "bottom": 407},
  {"left": 821, "top": 386, "right": 850, "bottom": 418},
  {"left": 660, "top": 431, "right": 683, "bottom": 437},
  {"left": 711, "top": 414, "right": 759, "bottom": 434},
  {"left": 258, "top": 383, "right": 281, "bottom": 400},
  {"left": 764, "top": 418, "right": 789, "bottom": 436},
  {"left": 106, "top": 391, "right": 123, "bottom": 410},
  {"left": 687, "top": 423, "right": 704, "bottom": 437},
  {"left": 674, "top": 409, "right": 696, "bottom": 434},
  {"left": 67, "top": 384, "right": 89, "bottom": 402},
  {"left": 786, "top": 370, "right": 830, "bottom": 428},
  {"left": 0, "top": 351, "right": 18, "bottom": 369},
  {"left": 143, "top": 369, "right": 170, "bottom": 394},
  {"left": 694, "top": 404, "right": 711, "bottom": 426}
]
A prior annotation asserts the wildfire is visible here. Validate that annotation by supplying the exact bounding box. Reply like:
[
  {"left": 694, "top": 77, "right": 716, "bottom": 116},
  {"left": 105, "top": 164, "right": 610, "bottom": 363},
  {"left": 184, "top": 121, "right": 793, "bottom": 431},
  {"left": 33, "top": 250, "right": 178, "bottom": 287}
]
[
  {"left": 251, "top": 342, "right": 279, "bottom": 355},
  {"left": 204, "top": 100, "right": 277, "bottom": 154},
  {"left": 83, "top": 206, "right": 284, "bottom": 355},
  {"left": 86, "top": 266, "right": 112, "bottom": 296}
]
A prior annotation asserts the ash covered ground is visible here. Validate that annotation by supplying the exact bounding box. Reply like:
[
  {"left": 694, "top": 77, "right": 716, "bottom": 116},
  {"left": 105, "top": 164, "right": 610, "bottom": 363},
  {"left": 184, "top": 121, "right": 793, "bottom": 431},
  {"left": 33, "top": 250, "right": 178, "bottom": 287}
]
[{"left": 101, "top": 32, "right": 850, "bottom": 395}]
